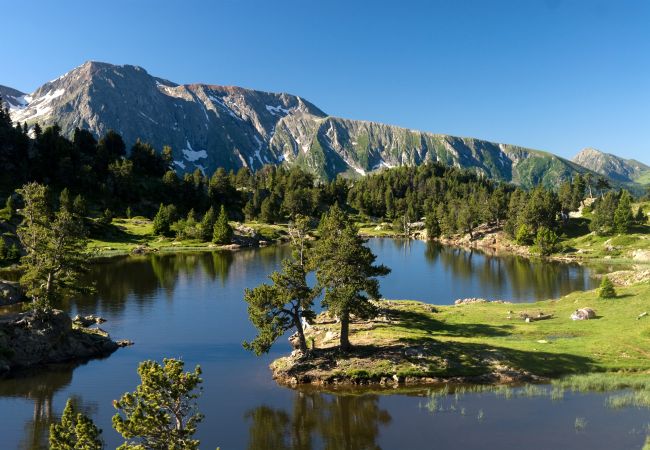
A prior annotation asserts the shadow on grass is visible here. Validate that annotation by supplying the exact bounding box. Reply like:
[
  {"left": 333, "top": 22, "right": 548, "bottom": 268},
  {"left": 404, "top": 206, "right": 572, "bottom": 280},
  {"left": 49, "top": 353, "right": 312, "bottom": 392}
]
[
  {"left": 389, "top": 308, "right": 514, "bottom": 338},
  {"left": 399, "top": 338, "right": 597, "bottom": 378},
  {"left": 87, "top": 220, "right": 144, "bottom": 246},
  {"left": 561, "top": 218, "right": 591, "bottom": 239}
]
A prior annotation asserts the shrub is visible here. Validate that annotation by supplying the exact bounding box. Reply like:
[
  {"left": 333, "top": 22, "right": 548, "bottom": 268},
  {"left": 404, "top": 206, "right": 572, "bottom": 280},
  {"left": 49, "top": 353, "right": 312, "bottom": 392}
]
[
  {"left": 533, "top": 226, "right": 559, "bottom": 256},
  {"left": 98, "top": 208, "right": 113, "bottom": 225},
  {"left": 515, "top": 224, "right": 532, "bottom": 245},
  {"left": 599, "top": 277, "right": 616, "bottom": 299}
]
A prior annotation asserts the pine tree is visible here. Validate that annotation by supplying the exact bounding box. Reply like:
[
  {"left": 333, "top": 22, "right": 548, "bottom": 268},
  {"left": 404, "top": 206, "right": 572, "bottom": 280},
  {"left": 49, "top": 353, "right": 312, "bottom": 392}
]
[
  {"left": 590, "top": 191, "right": 618, "bottom": 236},
  {"left": 5, "top": 195, "right": 15, "bottom": 216},
  {"left": 59, "top": 188, "right": 73, "bottom": 213},
  {"left": 311, "top": 204, "right": 390, "bottom": 351},
  {"left": 212, "top": 205, "right": 233, "bottom": 244},
  {"left": 599, "top": 277, "right": 616, "bottom": 299},
  {"left": 153, "top": 204, "right": 174, "bottom": 236},
  {"left": 49, "top": 399, "right": 103, "bottom": 450},
  {"left": 112, "top": 358, "right": 203, "bottom": 450},
  {"left": 425, "top": 209, "right": 441, "bottom": 239},
  {"left": 72, "top": 195, "right": 87, "bottom": 218},
  {"left": 243, "top": 199, "right": 256, "bottom": 221},
  {"left": 259, "top": 197, "right": 275, "bottom": 224},
  {"left": 614, "top": 190, "right": 633, "bottom": 234},
  {"left": 244, "top": 215, "right": 317, "bottom": 355},
  {"left": 199, "top": 207, "right": 216, "bottom": 242},
  {"left": 16, "top": 183, "right": 89, "bottom": 312}
]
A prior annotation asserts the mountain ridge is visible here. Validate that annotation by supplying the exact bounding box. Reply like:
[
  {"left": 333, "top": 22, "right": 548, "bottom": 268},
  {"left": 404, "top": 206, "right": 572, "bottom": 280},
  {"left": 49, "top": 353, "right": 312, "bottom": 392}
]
[
  {"left": 0, "top": 61, "right": 625, "bottom": 187},
  {"left": 572, "top": 148, "right": 650, "bottom": 184}
]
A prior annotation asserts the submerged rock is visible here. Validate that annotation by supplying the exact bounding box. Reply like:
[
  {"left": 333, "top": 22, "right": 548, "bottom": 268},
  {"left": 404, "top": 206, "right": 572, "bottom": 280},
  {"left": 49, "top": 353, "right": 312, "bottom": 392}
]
[{"left": 0, "top": 309, "right": 120, "bottom": 376}]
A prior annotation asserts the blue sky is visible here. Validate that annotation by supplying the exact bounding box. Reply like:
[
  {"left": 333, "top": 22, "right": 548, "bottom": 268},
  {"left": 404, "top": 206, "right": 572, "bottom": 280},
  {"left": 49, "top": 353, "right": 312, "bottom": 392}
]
[{"left": 2, "top": 0, "right": 648, "bottom": 162}]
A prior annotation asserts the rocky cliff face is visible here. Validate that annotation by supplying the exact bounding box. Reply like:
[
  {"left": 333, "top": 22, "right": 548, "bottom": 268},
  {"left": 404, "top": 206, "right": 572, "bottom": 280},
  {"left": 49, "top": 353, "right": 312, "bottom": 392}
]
[
  {"left": 572, "top": 148, "right": 650, "bottom": 183},
  {"left": 0, "top": 85, "right": 27, "bottom": 110},
  {"left": 4, "top": 61, "right": 589, "bottom": 186}
]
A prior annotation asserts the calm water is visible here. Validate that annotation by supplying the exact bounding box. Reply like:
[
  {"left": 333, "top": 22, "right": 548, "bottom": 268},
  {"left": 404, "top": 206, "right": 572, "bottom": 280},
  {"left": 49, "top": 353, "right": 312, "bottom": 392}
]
[{"left": 0, "top": 240, "right": 647, "bottom": 450}]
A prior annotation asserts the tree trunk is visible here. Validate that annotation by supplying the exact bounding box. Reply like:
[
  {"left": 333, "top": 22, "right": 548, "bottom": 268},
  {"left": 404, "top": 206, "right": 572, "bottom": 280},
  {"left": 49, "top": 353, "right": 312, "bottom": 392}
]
[
  {"left": 339, "top": 313, "right": 352, "bottom": 352},
  {"left": 45, "top": 272, "right": 54, "bottom": 301},
  {"left": 294, "top": 314, "right": 308, "bottom": 353}
]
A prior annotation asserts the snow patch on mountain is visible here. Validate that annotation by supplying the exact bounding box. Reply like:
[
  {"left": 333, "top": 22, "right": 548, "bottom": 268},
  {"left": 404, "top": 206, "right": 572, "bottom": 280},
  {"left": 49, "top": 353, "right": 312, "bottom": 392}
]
[
  {"left": 266, "top": 104, "right": 291, "bottom": 116},
  {"left": 12, "top": 88, "right": 65, "bottom": 122},
  {"left": 182, "top": 141, "right": 208, "bottom": 162}
]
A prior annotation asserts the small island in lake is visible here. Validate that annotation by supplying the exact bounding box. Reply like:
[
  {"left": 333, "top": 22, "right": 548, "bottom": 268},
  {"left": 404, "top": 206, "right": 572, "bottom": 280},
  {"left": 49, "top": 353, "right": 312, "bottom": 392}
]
[{"left": 271, "top": 276, "right": 650, "bottom": 387}]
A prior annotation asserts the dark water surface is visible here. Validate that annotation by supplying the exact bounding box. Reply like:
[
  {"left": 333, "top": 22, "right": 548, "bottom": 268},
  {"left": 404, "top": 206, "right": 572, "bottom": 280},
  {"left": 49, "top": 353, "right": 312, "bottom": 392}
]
[{"left": 0, "top": 240, "right": 646, "bottom": 449}]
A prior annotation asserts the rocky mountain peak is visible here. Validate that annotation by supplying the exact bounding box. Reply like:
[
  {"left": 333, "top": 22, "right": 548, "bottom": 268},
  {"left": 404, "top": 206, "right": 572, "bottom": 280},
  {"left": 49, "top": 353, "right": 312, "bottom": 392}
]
[
  {"left": 572, "top": 148, "right": 649, "bottom": 183},
  {"left": 0, "top": 61, "right": 627, "bottom": 187}
]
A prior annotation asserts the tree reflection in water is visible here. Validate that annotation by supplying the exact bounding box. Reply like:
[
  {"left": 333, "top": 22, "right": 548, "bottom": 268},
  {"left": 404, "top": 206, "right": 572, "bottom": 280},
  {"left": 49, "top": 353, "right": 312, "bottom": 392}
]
[
  {"left": 246, "top": 391, "right": 391, "bottom": 450},
  {"left": 423, "top": 241, "right": 594, "bottom": 301},
  {"left": 0, "top": 363, "right": 97, "bottom": 450}
]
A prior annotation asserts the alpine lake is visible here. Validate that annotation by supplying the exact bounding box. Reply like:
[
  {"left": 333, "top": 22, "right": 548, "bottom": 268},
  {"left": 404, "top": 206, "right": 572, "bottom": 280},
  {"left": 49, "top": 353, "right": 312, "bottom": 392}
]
[{"left": 1, "top": 239, "right": 648, "bottom": 450}]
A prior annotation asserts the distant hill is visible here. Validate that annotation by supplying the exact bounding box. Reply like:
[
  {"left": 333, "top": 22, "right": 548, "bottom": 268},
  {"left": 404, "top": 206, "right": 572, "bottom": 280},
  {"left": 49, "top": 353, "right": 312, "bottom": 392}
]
[
  {"left": 0, "top": 61, "right": 608, "bottom": 187},
  {"left": 572, "top": 148, "right": 650, "bottom": 184}
]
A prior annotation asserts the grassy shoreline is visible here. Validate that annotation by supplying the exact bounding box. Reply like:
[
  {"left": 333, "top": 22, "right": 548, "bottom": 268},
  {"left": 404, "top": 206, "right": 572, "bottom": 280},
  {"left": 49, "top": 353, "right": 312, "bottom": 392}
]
[
  {"left": 86, "top": 217, "right": 291, "bottom": 257},
  {"left": 271, "top": 279, "right": 650, "bottom": 388}
]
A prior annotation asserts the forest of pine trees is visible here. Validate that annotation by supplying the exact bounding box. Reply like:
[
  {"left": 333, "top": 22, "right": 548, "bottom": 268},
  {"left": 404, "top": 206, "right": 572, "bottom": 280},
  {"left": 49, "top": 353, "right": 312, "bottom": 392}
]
[{"left": 0, "top": 97, "right": 644, "bottom": 266}]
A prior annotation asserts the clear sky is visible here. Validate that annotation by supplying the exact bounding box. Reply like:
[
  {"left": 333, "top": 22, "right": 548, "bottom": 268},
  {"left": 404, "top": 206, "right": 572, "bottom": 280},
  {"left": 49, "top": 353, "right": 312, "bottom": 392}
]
[{"left": 2, "top": 0, "right": 648, "bottom": 162}]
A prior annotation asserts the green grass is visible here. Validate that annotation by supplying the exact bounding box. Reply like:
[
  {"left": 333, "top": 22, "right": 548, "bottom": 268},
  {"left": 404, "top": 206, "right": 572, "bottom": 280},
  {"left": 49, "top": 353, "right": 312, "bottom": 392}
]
[
  {"left": 357, "top": 222, "right": 402, "bottom": 237},
  {"left": 286, "top": 280, "right": 650, "bottom": 382},
  {"left": 556, "top": 214, "right": 650, "bottom": 262},
  {"left": 87, "top": 217, "right": 260, "bottom": 256},
  {"left": 242, "top": 222, "right": 289, "bottom": 241}
]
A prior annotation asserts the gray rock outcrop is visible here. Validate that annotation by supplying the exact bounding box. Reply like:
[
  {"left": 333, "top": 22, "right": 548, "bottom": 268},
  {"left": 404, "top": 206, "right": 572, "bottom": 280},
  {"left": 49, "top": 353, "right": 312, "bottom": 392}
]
[{"left": 0, "top": 309, "right": 119, "bottom": 376}]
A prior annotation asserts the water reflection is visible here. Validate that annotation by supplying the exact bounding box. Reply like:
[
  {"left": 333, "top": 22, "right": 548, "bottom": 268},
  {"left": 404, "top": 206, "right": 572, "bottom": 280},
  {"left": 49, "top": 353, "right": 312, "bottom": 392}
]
[
  {"left": 0, "top": 364, "right": 100, "bottom": 450},
  {"left": 0, "top": 241, "right": 616, "bottom": 449},
  {"left": 426, "top": 243, "right": 592, "bottom": 300},
  {"left": 68, "top": 247, "right": 290, "bottom": 316},
  {"left": 372, "top": 239, "right": 598, "bottom": 303},
  {"left": 246, "top": 392, "right": 391, "bottom": 450}
]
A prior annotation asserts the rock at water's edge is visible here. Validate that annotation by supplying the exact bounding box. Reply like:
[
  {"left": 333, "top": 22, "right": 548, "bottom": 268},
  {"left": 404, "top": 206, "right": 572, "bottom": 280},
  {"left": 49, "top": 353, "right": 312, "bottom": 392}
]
[
  {"left": 0, "top": 309, "right": 120, "bottom": 376},
  {"left": 0, "top": 280, "right": 26, "bottom": 306}
]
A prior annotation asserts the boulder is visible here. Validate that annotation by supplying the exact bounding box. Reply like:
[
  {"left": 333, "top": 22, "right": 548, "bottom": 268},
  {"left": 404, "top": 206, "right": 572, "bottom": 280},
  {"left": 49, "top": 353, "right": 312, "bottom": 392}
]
[
  {"left": 72, "top": 314, "right": 107, "bottom": 327},
  {"left": 0, "top": 280, "right": 26, "bottom": 306},
  {"left": 571, "top": 308, "right": 596, "bottom": 321}
]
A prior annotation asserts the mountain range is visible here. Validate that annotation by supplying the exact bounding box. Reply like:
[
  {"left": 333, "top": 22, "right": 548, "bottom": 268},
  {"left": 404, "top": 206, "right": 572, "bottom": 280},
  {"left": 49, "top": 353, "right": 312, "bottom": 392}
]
[{"left": 1, "top": 61, "right": 645, "bottom": 187}]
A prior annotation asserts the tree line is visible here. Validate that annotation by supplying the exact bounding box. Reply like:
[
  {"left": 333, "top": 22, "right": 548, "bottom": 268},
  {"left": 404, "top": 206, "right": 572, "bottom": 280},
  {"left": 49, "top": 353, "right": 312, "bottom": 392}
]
[{"left": 1, "top": 98, "right": 644, "bottom": 266}]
